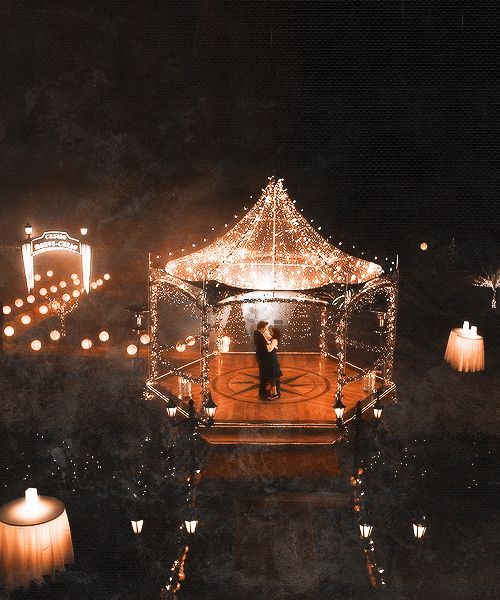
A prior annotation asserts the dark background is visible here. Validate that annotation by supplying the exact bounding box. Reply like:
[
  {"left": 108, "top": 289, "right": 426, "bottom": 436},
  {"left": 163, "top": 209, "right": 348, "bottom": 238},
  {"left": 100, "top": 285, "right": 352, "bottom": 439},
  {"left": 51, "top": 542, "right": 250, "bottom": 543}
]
[{"left": 0, "top": 1, "right": 498, "bottom": 261}]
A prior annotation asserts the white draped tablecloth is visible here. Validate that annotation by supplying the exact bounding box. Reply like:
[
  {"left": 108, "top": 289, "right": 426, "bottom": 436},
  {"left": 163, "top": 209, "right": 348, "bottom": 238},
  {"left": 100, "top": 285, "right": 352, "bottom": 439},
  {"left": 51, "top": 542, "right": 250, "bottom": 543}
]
[
  {"left": 0, "top": 496, "right": 74, "bottom": 589},
  {"left": 444, "top": 328, "right": 485, "bottom": 372}
]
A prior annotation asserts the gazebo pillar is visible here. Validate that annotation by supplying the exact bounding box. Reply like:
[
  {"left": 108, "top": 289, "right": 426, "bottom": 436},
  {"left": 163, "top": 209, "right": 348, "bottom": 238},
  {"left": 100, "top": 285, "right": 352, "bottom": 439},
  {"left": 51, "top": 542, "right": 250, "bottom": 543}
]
[
  {"left": 319, "top": 304, "right": 328, "bottom": 356},
  {"left": 149, "top": 278, "right": 160, "bottom": 382},
  {"left": 199, "top": 281, "right": 210, "bottom": 401}
]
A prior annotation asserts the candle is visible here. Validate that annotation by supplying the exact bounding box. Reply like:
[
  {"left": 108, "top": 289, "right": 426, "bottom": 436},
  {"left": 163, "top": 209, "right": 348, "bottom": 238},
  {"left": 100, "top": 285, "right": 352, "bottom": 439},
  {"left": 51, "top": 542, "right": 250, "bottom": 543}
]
[
  {"left": 462, "top": 321, "right": 470, "bottom": 331},
  {"left": 25, "top": 488, "right": 39, "bottom": 510}
]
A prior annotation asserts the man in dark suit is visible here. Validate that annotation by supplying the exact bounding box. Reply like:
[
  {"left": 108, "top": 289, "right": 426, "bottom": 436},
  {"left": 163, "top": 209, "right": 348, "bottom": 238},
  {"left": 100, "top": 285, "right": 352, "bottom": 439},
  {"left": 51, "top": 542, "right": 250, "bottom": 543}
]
[{"left": 254, "top": 320, "right": 270, "bottom": 400}]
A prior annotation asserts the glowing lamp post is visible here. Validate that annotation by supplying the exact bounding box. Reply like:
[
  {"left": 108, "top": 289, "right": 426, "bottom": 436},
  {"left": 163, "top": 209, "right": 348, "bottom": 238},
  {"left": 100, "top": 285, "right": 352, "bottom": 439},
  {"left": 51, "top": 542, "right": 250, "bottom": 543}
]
[
  {"left": 334, "top": 391, "right": 346, "bottom": 427},
  {"left": 24, "top": 223, "right": 33, "bottom": 238},
  {"left": 166, "top": 393, "right": 178, "bottom": 419},
  {"left": 358, "top": 522, "right": 373, "bottom": 539},
  {"left": 131, "top": 520, "right": 143, "bottom": 534},
  {"left": 373, "top": 393, "right": 384, "bottom": 422},
  {"left": 413, "top": 517, "right": 427, "bottom": 540},
  {"left": 203, "top": 393, "right": 218, "bottom": 424}
]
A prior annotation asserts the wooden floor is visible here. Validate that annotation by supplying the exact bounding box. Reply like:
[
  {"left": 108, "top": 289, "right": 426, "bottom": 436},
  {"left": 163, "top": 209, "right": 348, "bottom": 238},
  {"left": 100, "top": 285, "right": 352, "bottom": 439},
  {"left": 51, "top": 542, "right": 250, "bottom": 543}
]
[{"left": 156, "top": 353, "right": 379, "bottom": 426}]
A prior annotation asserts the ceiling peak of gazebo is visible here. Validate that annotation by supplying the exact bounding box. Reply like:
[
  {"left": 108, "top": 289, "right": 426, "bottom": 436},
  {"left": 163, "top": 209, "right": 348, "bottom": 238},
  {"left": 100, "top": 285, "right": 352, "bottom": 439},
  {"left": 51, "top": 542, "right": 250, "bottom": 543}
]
[{"left": 164, "top": 177, "right": 382, "bottom": 291}]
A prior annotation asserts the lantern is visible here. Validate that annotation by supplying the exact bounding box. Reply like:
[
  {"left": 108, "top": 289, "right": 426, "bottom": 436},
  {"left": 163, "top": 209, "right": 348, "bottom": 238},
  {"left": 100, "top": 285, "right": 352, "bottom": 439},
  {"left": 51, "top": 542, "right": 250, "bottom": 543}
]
[
  {"left": 131, "top": 520, "right": 143, "bottom": 534},
  {"left": 71, "top": 273, "right": 78, "bottom": 280},
  {"left": 24, "top": 223, "right": 33, "bottom": 237},
  {"left": 50, "top": 285, "right": 58, "bottom": 293},
  {"left": 140, "top": 333, "right": 150, "bottom": 345},
  {"left": 34, "top": 273, "right": 41, "bottom": 281},
  {"left": 73, "top": 278, "right": 81, "bottom": 286},
  {"left": 62, "top": 293, "right": 71, "bottom": 302},
  {"left": 359, "top": 522, "right": 373, "bottom": 539},
  {"left": 99, "top": 331, "right": 109, "bottom": 342},
  {"left": 72, "top": 290, "right": 80, "bottom": 298},
  {"left": 21, "top": 315, "right": 32, "bottom": 325},
  {"left": 50, "top": 330, "right": 61, "bottom": 341},
  {"left": 80, "top": 227, "right": 88, "bottom": 236},
  {"left": 81, "top": 338, "right": 92, "bottom": 350},
  {"left": 15, "top": 298, "right": 24, "bottom": 307},
  {"left": 373, "top": 394, "right": 383, "bottom": 421},
  {"left": 96, "top": 279, "right": 103, "bottom": 286},
  {"left": 59, "top": 281, "right": 67, "bottom": 288},
  {"left": 91, "top": 282, "right": 98, "bottom": 290},
  {"left": 413, "top": 517, "right": 427, "bottom": 540},
  {"left": 185, "top": 335, "right": 196, "bottom": 346},
  {"left": 203, "top": 394, "right": 218, "bottom": 420},
  {"left": 103, "top": 273, "right": 110, "bottom": 280},
  {"left": 27, "top": 295, "right": 36, "bottom": 304},
  {"left": 4, "top": 326, "right": 15, "bottom": 337},
  {"left": 176, "top": 342, "right": 186, "bottom": 353},
  {"left": 39, "top": 305, "right": 48, "bottom": 315},
  {"left": 39, "top": 288, "right": 47, "bottom": 296},
  {"left": 127, "top": 344, "right": 138, "bottom": 356},
  {"left": 2, "top": 305, "right": 11, "bottom": 315},
  {"left": 46, "top": 270, "right": 53, "bottom": 277},
  {"left": 185, "top": 519, "right": 198, "bottom": 534},
  {"left": 166, "top": 394, "right": 178, "bottom": 419},
  {"left": 31, "top": 339, "right": 42, "bottom": 351},
  {"left": 334, "top": 393, "right": 345, "bottom": 420}
]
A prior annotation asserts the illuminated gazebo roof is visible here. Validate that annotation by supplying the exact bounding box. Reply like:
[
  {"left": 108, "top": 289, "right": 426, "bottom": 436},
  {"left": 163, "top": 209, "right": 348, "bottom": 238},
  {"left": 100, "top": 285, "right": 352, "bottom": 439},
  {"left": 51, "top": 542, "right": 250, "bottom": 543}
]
[{"left": 165, "top": 177, "right": 382, "bottom": 291}]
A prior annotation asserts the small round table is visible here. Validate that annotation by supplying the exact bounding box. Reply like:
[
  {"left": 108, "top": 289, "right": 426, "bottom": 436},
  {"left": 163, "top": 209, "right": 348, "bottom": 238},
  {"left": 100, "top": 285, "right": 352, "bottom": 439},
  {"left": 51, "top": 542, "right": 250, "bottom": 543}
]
[
  {"left": 0, "top": 496, "right": 74, "bottom": 589},
  {"left": 444, "top": 328, "right": 485, "bottom": 372}
]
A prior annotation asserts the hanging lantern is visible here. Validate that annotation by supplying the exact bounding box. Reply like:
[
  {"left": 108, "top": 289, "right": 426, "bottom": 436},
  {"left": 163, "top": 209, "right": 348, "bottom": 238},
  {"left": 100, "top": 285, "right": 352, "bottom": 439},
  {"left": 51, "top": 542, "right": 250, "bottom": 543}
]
[
  {"left": 358, "top": 522, "right": 373, "bottom": 539},
  {"left": 203, "top": 393, "right": 218, "bottom": 419},
  {"left": 185, "top": 335, "right": 196, "bottom": 346},
  {"left": 185, "top": 519, "right": 198, "bottom": 534},
  {"left": 21, "top": 314, "right": 31, "bottom": 325},
  {"left": 27, "top": 295, "right": 36, "bottom": 304},
  {"left": 31, "top": 339, "right": 42, "bottom": 351},
  {"left": 334, "top": 392, "right": 345, "bottom": 420},
  {"left": 15, "top": 298, "right": 24, "bottom": 307},
  {"left": 39, "top": 305, "right": 48, "bottom": 315},
  {"left": 176, "top": 342, "right": 186, "bottom": 352},
  {"left": 4, "top": 326, "right": 15, "bottom": 337},
  {"left": 140, "top": 333, "right": 150, "bottom": 345},
  {"left": 373, "top": 394, "right": 384, "bottom": 421},
  {"left": 166, "top": 394, "right": 178, "bottom": 419},
  {"left": 50, "top": 330, "right": 61, "bottom": 341},
  {"left": 81, "top": 338, "right": 92, "bottom": 350},
  {"left": 131, "top": 520, "right": 143, "bottom": 534},
  {"left": 127, "top": 344, "right": 138, "bottom": 356},
  {"left": 2, "top": 305, "right": 11, "bottom": 315},
  {"left": 413, "top": 517, "right": 427, "bottom": 540},
  {"left": 99, "top": 331, "right": 110, "bottom": 342}
]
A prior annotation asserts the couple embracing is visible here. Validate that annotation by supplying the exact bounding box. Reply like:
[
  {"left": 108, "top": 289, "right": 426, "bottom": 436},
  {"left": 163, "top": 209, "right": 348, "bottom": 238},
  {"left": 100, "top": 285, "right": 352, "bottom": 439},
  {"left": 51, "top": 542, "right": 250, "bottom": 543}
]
[{"left": 253, "top": 320, "right": 282, "bottom": 400}]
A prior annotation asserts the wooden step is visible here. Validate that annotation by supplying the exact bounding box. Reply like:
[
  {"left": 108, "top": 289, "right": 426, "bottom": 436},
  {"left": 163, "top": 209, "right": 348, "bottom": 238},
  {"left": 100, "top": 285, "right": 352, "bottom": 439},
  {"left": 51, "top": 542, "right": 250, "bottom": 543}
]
[{"left": 201, "top": 423, "right": 342, "bottom": 446}]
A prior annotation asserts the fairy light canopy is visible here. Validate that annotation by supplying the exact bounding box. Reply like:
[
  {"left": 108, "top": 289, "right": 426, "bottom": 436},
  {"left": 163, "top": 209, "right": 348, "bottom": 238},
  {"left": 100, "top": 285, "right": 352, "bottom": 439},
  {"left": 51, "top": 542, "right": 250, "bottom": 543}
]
[{"left": 165, "top": 177, "right": 382, "bottom": 291}]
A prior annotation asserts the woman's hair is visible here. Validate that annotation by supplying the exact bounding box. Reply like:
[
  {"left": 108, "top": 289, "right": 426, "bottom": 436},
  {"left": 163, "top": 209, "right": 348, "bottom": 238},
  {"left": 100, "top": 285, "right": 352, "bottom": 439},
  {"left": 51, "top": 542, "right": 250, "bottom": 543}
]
[{"left": 270, "top": 326, "right": 281, "bottom": 341}]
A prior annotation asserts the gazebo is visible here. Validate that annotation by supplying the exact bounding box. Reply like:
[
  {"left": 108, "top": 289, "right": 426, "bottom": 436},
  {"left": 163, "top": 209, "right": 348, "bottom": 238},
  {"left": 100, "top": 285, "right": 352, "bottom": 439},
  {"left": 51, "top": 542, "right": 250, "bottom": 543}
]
[{"left": 147, "top": 178, "right": 398, "bottom": 441}]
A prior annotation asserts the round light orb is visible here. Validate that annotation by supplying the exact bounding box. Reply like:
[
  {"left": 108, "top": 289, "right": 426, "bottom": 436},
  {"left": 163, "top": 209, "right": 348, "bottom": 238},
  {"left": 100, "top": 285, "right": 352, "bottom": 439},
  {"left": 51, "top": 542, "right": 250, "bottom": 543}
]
[
  {"left": 50, "top": 285, "right": 58, "bottom": 293},
  {"left": 39, "top": 305, "right": 48, "bottom": 315},
  {"left": 59, "top": 281, "right": 67, "bottom": 288},
  {"left": 99, "top": 330, "right": 109, "bottom": 342},
  {"left": 15, "top": 298, "right": 24, "bottom": 307},
  {"left": 3, "top": 305, "right": 12, "bottom": 315},
  {"left": 103, "top": 273, "right": 110, "bottom": 281},
  {"left": 39, "top": 288, "right": 47, "bottom": 296},
  {"left": 4, "top": 326, "right": 15, "bottom": 337},
  {"left": 31, "top": 339, "right": 42, "bottom": 351},
  {"left": 51, "top": 301, "right": 61, "bottom": 310},
  {"left": 27, "top": 295, "right": 36, "bottom": 304},
  {"left": 420, "top": 242, "right": 428, "bottom": 251},
  {"left": 71, "top": 273, "right": 78, "bottom": 280},
  {"left": 72, "top": 290, "right": 80, "bottom": 298},
  {"left": 50, "top": 330, "right": 61, "bottom": 341},
  {"left": 81, "top": 338, "right": 92, "bottom": 350},
  {"left": 140, "top": 333, "right": 150, "bottom": 345},
  {"left": 21, "top": 314, "right": 32, "bottom": 325},
  {"left": 62, "top": 293, "right": 71, "bottom": 302},
  {"left": 91, "top": 282, "right": 98, "bottom": 290},
  {"left": 176, "top": 342, "right": 186, "bottom": 353},
  {"left": 34, "top": 274, "right": 41, "bottom": 282},
  {"left": 80, "top": 227, "right": 88, "bottom": 236},
  {"left": 126, "top": 344, "right": 138, "bottom": 356},
  {"left": 46, "top": 270, "right": 53, "bottom": 277},
  {"left": 96, "top": 279, "right": 103, "bottom": 286},
  {"left": 73, "top": 278, "right": 81, "bottom": 286},
  {"left": 186, "top": 336, "right": 196, "bottom": 346}
]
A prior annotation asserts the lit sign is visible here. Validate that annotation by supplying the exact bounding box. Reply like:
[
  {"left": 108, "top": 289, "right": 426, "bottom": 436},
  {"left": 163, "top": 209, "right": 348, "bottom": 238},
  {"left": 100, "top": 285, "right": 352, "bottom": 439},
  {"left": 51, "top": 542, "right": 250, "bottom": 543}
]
[{"left": 32, "top": 231, "right": 81, "bottom": 256}]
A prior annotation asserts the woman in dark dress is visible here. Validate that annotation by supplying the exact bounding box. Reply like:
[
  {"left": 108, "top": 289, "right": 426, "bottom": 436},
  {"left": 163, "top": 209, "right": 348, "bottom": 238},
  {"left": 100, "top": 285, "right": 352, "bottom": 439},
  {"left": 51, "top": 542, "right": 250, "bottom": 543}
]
[{"left": 267, "top": 326, "right": 282, "bottom": 399}]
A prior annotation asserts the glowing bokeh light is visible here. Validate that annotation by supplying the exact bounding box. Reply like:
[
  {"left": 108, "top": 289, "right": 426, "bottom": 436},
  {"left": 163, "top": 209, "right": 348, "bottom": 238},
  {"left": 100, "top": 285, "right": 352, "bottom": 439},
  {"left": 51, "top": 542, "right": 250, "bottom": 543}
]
[
  {"left": 81, "top": 338, "right": 92, "bottom": 350},
  {"left": 175, "top": 342, "right": 186, "bottom": 352},
  {"left": 71, "top": 273, "right": 78, "bottom": 280},
  {"left": 420, "top": 242, "right": 428, "bottom": 251},
  {"left": 59, "top": 281, "right": 67, "bottom": 288},
  {"left": 140, "top": 333, "right": 150, "bottom": 345},
  {"left": 96, "top": 279, "right": 103, "bottom": 286},
  {"left": 4, "top": 326, "right": 15, "bottom": 337},
  {"left": 39, "top": 288, "right": 47, "bottom": 296},
  {"left": 27, "top": 295, "right": 36, "bottom": 304},
  {"left": 34, "top": 274, "right": 41, "bottom": 282},
  {"left": 46, "top": 270, "right": 53, "bottom": 277},
  {"left": 50, "top": 285, "right": 58, "bottom": 293},
  {"left": 103, "top": 273, "right": 110, "bottom": 280},
  {"left": 3, "top": 305, "right": 12, "bottom": 315},
  {"left": 21, "top": 315, "right": 32, "bottom": 325},
  {"left": 39, "top": 305, "right": 48, "bottom": 315},
  {"left": 31, "top": 339, "right": 42, "bottom": 351},
  {"left": 91, "top": 282, "right": 98, "bottom": 290},
  {"left": 73, "top": 278, "right": 81, "bottom": 286},
  {"left": 62, "top": 293, "right": 71, "bottom": 302},
  {"left": 15, "top": 298, "right": 24, "bottom": 307},
  {"left": 126, "top": 344, "right": 138, "bottom": 356},
  {"left": 72, "top": 290, "right": 80, "bottom": 298},
  {"left": 50, "top": 330, "right": 61, "bottom": 341},
  {"left": 99, "top": 331, "right": 110, "bottom": 342}
]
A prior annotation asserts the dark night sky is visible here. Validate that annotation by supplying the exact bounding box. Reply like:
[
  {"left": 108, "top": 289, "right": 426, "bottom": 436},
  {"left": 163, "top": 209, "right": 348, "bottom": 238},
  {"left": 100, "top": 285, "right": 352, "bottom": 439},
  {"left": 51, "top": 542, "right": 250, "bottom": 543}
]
[{"left": 0, "top": 1, "right": 498, "bottom": 257}]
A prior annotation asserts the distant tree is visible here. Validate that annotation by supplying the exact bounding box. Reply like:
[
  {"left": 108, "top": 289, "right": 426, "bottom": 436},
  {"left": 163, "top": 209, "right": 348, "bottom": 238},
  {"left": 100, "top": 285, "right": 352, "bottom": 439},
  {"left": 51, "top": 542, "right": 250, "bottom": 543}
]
[{"left": 471, "top": 267, "right": 500, "bottom": 309}]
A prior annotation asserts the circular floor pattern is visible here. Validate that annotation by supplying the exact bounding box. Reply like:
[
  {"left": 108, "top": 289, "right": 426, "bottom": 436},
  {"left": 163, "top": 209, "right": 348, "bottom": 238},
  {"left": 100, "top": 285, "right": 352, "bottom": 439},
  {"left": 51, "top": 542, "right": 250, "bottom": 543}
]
[{"left": 212, "top": 366, "right": 331, "bottom": 404}]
